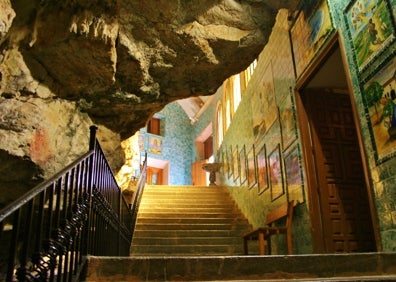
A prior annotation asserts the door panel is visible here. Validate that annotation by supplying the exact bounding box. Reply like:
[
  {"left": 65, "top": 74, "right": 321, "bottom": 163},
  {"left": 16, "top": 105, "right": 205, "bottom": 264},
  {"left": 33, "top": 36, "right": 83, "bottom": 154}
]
[
  {"left": 191, "top": 160, "right": 208, "bottom": 186},
  {"left": 147, "top": 167, "right": 163, "bottom": 185},
  {"left": 303, "top": 89, "right": 376, "bottom": 252}
]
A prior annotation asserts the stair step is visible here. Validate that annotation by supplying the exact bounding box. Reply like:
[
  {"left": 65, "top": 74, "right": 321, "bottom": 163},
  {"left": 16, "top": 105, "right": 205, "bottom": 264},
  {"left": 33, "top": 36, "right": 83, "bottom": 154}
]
[
  {"left": 140, "top": 199, "right": 234, "bottom": 204},
  {"left": 131, "top": 244, "right": 243, "bottom": 255},
  {"left": 134, "top": 223, "right": 249, "bottom": 230},
  {"left": 139, "top": 203, "right": 235, "bottom": 209},
  {"left": 135, "top": 217, "right": 250, "bottom": 224},
  {"left": 142, "top": 192, "right": 230, "bottom": 196},
  {"left": 140, "top": 207, "right": 239, "bottom": 214},
  {"left": 136, "top": 212, "right": 243, "bottom": 219},
  {"left": 139, "top": 205, "right": 237, "bottom": 209},
  {"left": 141, "top": 193, "right": 230, "bottom": 197},
  {"left": 142, "top": 190, "right": 230, "bottom": 194},
  {"left": 133, "top": 229, "right": 245, "bottom": 237},
  {"left": 132, "top": 236, "right": 244, "bottom": 245}
]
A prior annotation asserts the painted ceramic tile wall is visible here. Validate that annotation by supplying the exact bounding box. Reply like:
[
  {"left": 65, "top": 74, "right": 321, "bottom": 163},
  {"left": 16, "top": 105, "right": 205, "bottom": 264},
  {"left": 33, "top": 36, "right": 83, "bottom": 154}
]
[
  {"left": 144, "top": 102, "right": 194, "bottom": 185},
  {"left": 330, "top": 0, "right": 396, "bottom": 251}
]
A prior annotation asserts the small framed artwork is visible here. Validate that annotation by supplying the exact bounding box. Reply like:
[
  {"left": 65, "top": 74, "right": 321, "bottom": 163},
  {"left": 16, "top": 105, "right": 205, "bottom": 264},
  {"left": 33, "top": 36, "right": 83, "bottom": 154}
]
[
  {"left": 279, "top": 95, "right": 297, "bottom": 150},
  {"left": 138, "top": 133, "right": 145, "bottom": 152},
  {"left": 148, "top": 135, "right": 162, "bottom": 155},
  {"left": 344, "top": 0, "right": 395, "bottom": 72},
  {"left": 239, "top": 145, "right": 247, "bottom": 185},
  {"left": 290, "top": 0, "right": 334, "bottom": 77},
  {"left": 217, "top": 150, "right": 223, "bottom": 174},
  {"left": 233, "top": 145, "right": 240, "bottom": 182},
  {"left": 223, "top": 149, "right": 228, "bottom": 176},
  {"left": 268, "top": 144, "right": 284, "bottom": 201},
  {"left": 227, "top": 145, "right": 233, "bottom": 178},
  {"left": 220, "top": 150, "right": 226, "bottom": 175},
  {"left": 247, "top": 145, "right": 257, "bottom": 189},
  {"left": 284, "top": 144, "right": 304, "bottom": 203},
  {"left": 362, "top": 55, "right": 396, "bottom": 163},
  {"left": 251, "top": 62, "right": 278, "bottom": 143},
  {"left": 256, "top": 144, "right": 269, "bottom": 195}
]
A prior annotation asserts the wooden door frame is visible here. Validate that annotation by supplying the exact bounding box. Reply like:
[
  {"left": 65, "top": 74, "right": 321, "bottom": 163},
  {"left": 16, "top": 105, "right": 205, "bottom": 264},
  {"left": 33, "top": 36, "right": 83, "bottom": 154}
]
[{"left": 294, "top": 31, "right": 381, "bottom": 252}]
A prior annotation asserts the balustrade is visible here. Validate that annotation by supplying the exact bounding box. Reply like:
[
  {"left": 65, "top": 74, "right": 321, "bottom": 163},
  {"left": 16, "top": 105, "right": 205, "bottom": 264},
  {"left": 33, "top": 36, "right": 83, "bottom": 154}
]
[{"left": 0, "top": 126, "right": 147, "bottom": 281}]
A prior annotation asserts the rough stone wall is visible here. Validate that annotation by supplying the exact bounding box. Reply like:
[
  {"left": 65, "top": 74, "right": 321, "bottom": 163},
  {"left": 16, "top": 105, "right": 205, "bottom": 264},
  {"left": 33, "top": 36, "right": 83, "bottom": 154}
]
[{"left": 0, "top": 0, "right": 298, "bottom": 207}]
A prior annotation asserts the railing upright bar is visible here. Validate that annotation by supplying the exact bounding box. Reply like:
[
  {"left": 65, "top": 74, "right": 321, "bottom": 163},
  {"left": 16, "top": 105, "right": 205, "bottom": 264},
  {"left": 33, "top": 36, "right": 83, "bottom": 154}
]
[
  {"left": 75, "top": 163, "right": 81, "bottom": 205},
  {"left": 52, "top": 180, "right": 61, "bottom": 281},
  {"left": 70, "top": 167, "right": 76, "bottom": 215},
  {"left": 84, "top": 126, "right": 96, "bottom": 258},
  {"left": 47, "top": 183, "right": 53, "bottom": 234},
  {"left": 7, "top": 210, "right": 20, "bottom": 281},
  {"left": 32, "top": 190, "right": 45, "bottom": 266},
  {"left": 89, "top": 125, "right": 98, "bottom": 151},
  {"left": 62, "top": 174, "right": 69, "bottom": 224},
  {"left": 16, "top": 200, "right": 34, "bottom": 280},
  {"left": 54, "top": 179, "right": 62, "bottom": 237},
  {"left": 118, "top": 177, "right": 122, "bottom": 255}
]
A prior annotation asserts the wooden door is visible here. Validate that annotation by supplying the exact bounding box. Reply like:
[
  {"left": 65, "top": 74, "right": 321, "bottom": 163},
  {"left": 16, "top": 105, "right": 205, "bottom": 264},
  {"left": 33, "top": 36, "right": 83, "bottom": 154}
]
[
  {"left": 302, "top": 89, "right": 376, "bottom": 253},
  {"left": 191, "top": 160, "right": 208, "bottom": 186},
  {"left": 147, "top": 167, "right": 163, "bottom": 185}
]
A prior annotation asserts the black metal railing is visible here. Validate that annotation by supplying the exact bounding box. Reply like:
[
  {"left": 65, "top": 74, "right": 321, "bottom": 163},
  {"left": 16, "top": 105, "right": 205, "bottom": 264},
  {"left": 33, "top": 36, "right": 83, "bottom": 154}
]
[{"left": 0, "top": 126, "right": 147, "bottom": 281}]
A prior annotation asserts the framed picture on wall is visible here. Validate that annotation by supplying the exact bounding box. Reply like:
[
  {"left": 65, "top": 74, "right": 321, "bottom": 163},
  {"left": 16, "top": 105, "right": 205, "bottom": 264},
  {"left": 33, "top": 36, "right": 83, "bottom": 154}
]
[
  {"left": 217, "top": 150, "right": 223, "bottom": 174},
  {"left": 279, "top": 95, "right": 297, "bottom": 150},
  {"left": 290, "top": 0, "right": 334, "bottom": 78},
  {"left": 233, "top": 145, "right": 240, "bottom": 182},
  {"left": 227, "top": 145, "right": 233, "bottom": 178},
  {"left": 239, "top": 145, "right": 247, "bottom": 185},
  {"left": 256, "top": 144, "right": 269, "bottom": 195},
  {"left": 148, "top": 135, "right": 162, "bottom": 155},
  {"left": 363, "top": 55, "right": 396, "bottom": 163},
  {"left": 284, "top": 144, "right": 305, "bottom": 203},
  {"left": 220, "top": 150, "right": 226, "bottom": 175},
  {"left": 268, "top": 144, "right": 284, "bottom": 201},
  {"left": 247, "top": 145, "right": 257, "bottom": 189},
  {"left": 223, "top": 149, "right": 229, "bottom": 176},
  {"left": 138, "top": 134, "right": 145, "bottom": 152},
  {"left": 251, "top": 62, "right": 277, "bottom": 142},
  {"left": 344, "top": 0, "right": 395, "bottom": 72}
]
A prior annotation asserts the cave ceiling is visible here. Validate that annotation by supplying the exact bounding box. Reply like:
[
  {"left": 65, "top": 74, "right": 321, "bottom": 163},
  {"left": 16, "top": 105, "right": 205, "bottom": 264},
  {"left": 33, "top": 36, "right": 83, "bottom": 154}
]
[{"left": 1, "top": 0, "right": 298, "bottom": 138}]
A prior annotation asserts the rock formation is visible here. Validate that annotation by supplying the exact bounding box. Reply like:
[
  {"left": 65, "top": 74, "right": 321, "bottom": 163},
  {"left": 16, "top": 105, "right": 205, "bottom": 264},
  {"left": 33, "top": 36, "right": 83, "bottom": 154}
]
[{"left": 0, "top": 0, "right": 297, "bottom": 207}]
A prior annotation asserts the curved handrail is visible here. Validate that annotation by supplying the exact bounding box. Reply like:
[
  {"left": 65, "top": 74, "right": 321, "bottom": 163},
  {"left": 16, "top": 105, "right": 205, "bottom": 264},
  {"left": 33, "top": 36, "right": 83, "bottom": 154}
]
[{"left": 130, "top": 152, "right": 148, "bottom": 242}]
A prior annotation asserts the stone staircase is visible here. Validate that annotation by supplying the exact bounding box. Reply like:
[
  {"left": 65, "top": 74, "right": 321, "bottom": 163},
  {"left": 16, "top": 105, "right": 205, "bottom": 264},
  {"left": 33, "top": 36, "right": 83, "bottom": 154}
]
[
  {"left": 82, "top": 185, "right": 396, "bottom": 281},
  {"left": 130, "top": 185, "right": 252, "bottom": 256}
]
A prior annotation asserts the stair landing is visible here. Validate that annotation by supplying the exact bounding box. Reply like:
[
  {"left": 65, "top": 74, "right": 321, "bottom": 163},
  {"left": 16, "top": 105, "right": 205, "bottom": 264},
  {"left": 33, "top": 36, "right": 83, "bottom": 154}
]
[{"left": 84, "top": 252, "right": 396, "bottom": 281}]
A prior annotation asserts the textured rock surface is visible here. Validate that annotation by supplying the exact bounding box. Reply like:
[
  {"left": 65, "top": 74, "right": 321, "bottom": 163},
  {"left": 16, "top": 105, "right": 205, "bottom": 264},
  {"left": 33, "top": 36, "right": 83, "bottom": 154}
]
[{"left": 0, "top": 0, "right": 297, "bottom": 207}]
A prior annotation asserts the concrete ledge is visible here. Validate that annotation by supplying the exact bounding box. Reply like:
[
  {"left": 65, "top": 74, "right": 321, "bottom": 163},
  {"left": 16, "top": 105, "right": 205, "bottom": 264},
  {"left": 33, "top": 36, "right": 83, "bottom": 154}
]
[{"left": 83, "top": 252, "right": 396, "bottom": 281}]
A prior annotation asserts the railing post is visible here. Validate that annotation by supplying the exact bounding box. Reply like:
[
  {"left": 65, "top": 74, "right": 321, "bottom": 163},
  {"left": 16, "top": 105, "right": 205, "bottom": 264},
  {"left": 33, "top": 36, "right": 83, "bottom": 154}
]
[
  {"left": 89, "top": 125, "right": 98, "bottom": 150},
  {"left": 85, "top": 125, "right": 98, "bottom": 256}
]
